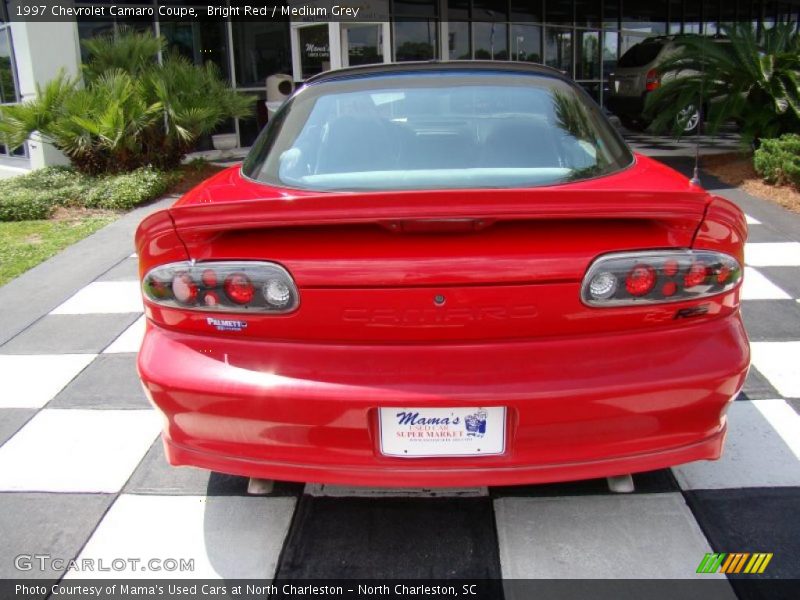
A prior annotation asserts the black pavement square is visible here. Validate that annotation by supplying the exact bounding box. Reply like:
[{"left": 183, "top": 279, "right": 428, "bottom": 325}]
[
  {"left": 96, "top": 257, "right": 139, "bottom": 282},
  {"left": 124, "top": 437, "right": 303, "bottom": 497},
  {"left": 0, "top": 493, "right": 114, "bottom": 579},
  {"left": 0, "top": 313, "right": 140, "bottom": 354},
  {"left": 49, "top": 353, "right": 149, "bottom": 409},
  {"left": 277, "top": 497, "right": 502, "bottom": 580},
  {"left": 685, "top": 488, "right": 800, "bottom": 598},
  {"left": 490, "top": 469, "right": 679, "bottom": 497},
  {"left": 757, "top": 267, "right": 800, "bottom": 300},
  {"left": 745, "top": 225, "right": 792, "bottom": 243},
  {"left": 0, "top": 408, "right": 36, "bottom": 447},
  {"left": 740, "top": 366, "right": 782, "bottom": 400},
  {"left": 741, "top": 300, "right": 800, "bottom": 342}
]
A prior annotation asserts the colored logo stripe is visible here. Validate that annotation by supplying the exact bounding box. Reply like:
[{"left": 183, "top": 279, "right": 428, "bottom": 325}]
[{"left": 697, "top": 553, "right": 773, "bottom": 574}]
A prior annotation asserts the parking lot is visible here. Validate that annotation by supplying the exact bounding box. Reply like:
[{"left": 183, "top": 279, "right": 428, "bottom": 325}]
[{"left": 0, "top": 136, "right": 798, "bottom": 594}]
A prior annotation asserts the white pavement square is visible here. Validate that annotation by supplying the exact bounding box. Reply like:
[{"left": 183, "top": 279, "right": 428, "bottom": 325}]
[
  {"left": 673, "top": 400, "right": 800, "bottom": 489},
  {"left": 754, "top": 399, "right": 800, "bottom": 461},
  {"left": 745, "top": 242, "right": 800, "bottom": 267},
  {"left": 750, "top": 341, "right": 800, "bottom": 398},
  {"left": 67, "top": 495, "right": 297, "bottom": 579},
  {"left": 0, "top": 354, "right": 95, "bottom": 409},
  {"left": 0, "top": 409, "right": 160, "bottom": 493},
  {"left": 494, "top": 494, "right": 725, "bottom": 580},
  {"left": 103, "top": 315, "right": 146, "bottom": 354},
  {"left": 745, "top": 215, "right": 761, "bottom": 225},
  {"left": 52, "top": 281, "right": 143, "bottom": 315},
  {"left": 741, "top": 267, "right": 792, "bottom": 300}
]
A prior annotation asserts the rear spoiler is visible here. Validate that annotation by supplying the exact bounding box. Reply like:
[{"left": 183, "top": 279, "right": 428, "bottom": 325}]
[{"left": 169, "top": 188, "right": 709, "bottom": 240}]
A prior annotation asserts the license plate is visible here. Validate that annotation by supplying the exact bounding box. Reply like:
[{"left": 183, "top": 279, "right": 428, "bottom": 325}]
[{"left": 378, "top": 407, "right": 506, "bottom": 458}]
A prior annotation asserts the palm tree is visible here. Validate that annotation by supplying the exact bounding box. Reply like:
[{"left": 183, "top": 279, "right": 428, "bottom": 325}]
[
  {"left": 0, "top": 28, "right": 254, "bottom": 174},
  {"left": 644, "top": 23, "right": 800, "bottom": 145}
]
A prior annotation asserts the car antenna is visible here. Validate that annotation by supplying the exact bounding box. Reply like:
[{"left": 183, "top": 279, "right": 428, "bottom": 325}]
[{"left": 689, "top": 32, "right": 707, "bottom": 187}]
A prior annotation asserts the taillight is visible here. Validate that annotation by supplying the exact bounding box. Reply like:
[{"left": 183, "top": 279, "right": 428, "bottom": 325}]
[
  {"left": 142, "top": 261, "right": 299, "bottom": 313},
  {"left": 645, "top": 68, "right": 661, "bottom": 91},
  {"left": 581, "top": 250, "right": 741, "bottom": 307}
]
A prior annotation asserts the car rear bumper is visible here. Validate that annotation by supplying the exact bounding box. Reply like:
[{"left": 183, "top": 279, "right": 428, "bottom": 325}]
[
  {"left": 606, "top": 94, "right": 647, "bottom": 118},
  {"left": 138, "top": 314, "right": 749, "bottom": 487}
]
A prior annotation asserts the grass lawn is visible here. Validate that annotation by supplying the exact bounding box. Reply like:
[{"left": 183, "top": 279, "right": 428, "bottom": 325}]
[{"left": 0, "top": 213, "right": 116, "bottom": 286}]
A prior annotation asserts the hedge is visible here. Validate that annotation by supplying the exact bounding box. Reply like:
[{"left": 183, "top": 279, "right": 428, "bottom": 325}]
[
  {"left": 0, "top": 166, "right": 175, "bottom": 221},
  {"left": 754, "top": 134, "right": 800, "bottom": 189}
]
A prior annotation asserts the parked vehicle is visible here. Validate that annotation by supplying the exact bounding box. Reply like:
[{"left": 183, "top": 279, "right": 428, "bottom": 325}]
[
  {"left": 136, "top": 62, "right": 749, "bottom": 487},
  {"left": 607, "top": 35, "right": 730, "bottom": 134}
]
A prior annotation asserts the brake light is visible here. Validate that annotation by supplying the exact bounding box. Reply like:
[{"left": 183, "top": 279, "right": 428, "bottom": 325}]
[
  {"left": 625, "top": 265, "right": 656, "bottom": 296},
  {"left": 142, "top": 261, "right": 299, "bottom": 313},
  {"left": 645, "top": 68, "right": 661, "bottom": 91},
  {"left": 581, "top": 250, "right": 741, "bottom": 307},
  {"left": 224, "top": 273, "right": 255, "bottom": 305}
]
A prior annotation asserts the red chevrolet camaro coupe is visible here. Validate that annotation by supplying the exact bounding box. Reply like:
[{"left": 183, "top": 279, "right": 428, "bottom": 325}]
[{"left": 136, "top": 62, "right": 749, "bottom": 488}]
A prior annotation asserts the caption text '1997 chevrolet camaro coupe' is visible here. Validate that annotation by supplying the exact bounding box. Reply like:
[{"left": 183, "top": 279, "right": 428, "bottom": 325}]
[{"left": 135, "top": 62, "right": 749, "bottom": 488}]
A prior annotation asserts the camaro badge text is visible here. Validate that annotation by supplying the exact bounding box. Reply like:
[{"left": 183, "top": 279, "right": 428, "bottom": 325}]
[{"left": 206, "top": 317, "right": 248, "bottom": 332}]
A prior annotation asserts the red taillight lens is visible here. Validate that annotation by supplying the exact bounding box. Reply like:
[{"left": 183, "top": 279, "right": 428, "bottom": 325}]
[
  {"left": 684, "top": 262, "right": 708, "bottom": 288},
  {"left": 581, "top": 250, "right": 742, "bottom": 307},
  {"left": 645, "top": 68, "right": 661, "bottom": 91},
  {"left": 142, "top": 261, "right": 299, "bottom": 314},
  {"left": 172, "top": 273, "right": 198, "bottom": 304},
  {"left": 224, "top": 273, "right": 255, "bottom": 305},
  {"left": 625, "top": 265, "right": 656, "bottom": 296}
]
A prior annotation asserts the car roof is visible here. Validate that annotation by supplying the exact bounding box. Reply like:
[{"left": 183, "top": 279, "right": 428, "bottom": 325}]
[{"left": 304, "top": 60, "right": 571, "bottom": 85}]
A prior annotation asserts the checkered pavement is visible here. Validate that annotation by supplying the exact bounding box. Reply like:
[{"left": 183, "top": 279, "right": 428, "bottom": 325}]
[{"left": 1, "top": 207, "right": 799, "bottom": 590}]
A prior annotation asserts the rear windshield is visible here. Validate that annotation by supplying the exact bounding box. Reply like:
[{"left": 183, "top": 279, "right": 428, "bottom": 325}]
[
  {"left": 618, "top": 41, "right": 665, "bottom": 67},
  {"left": 242, "top": 71, "right": 633, "bottom": 191}
]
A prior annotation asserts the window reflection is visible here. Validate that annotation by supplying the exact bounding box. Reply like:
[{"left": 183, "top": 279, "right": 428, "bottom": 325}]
[
  {"left": 394, "top": 21, "right": 437, "bottom": 61},
  {"left": 160, "top": 21, "right": 229, "bottom": 79},
  {"left": 232, "top": 22, "right": 291, "bottom": 87},
  {"left": 545, "top": 27, "right": 572, "bottom": 75},
  {"left": 474, "top": 22, "right": 508, "bottom": 60},
  {"left": 511, "top": 24, "right": 542, "bottom": 63},
  {"left": 448, "top": 22, "right": 471, "bottom": 59}
]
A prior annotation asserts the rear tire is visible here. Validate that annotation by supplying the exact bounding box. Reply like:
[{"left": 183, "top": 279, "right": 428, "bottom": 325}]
[{"left": 676, "top": 105, "right": 702, "bottom": 135}]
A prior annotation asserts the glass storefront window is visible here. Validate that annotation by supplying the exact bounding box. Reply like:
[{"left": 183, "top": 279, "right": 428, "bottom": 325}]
[
  {"left": 394, "top": 21, "right": 437, "bottom": 61},
  {"left": 546, "top": 0, "right": 573, "bottom": 25},
  {"left": 0, "top": 27, "right": 18, "bottom": 104},
  {"left": 575, "top": 0, "right": 602, "bottom": 28},
  {"left": 545, "top": 26, "right": 572, "bottom": 75},
  {"left": 576, "top": 30, "right": 600, "bottom": 80},
  {"left": 232, "top": 22, "right": 291, "bottom": 87},
  {"left": 160, "top": 21, "right": 229, "bottom": 80},
  {"left": 510, "top": 0, "right": 542, "bottom": 22},
  {"left": 511, "top": 24, "right": 542, "bottom": 62},
  {"left": 473, "top": 22, "right": 508, "bottom": 59},
  {"left": 447, "top": 0, "right": 470, "bottom": 20},
  {"left": 343, "top": 24, "right": 384, "bottom": 67},
  {"left": 298, "top": 25, "right": 331, "bottom": 79},
  {"left": 393, "top": 0, "right": 437, "bottom": 17},
  {"left": 473, "top": 0, "right": 508, "bottom": 21},
  {"left": 0, "top": 24, "right": 25, "bottom": 157},
  {"left": 622, "top": 0, "right": 667, "bottom": 33},
  {"left": 448, "top": 21, "right": 471, "bottom": 59},
  {"left": 602, "top": 31, "right": 618, "bottom": 79}
]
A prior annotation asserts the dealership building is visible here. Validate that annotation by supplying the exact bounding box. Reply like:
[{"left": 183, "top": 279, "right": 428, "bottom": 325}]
[{"left": 1, "top": 0, "right": 799, "bottom": 177}]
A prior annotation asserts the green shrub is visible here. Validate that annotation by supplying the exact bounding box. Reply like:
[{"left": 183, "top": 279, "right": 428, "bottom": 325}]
[
  {"left": 0, "top": 188, "right": 54, "bottom": 221},
  {"left": 0, "top": 167, "right": 89, "bottom": 221},
  {"left": 0, "top": 165, "right": 176, "bottom": 221},
  {"left": 83, "top": 167, "right": 176, "bottom": 210},
  {"left": 754, "top": 134, "right": 800, "bottom": 188}
]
